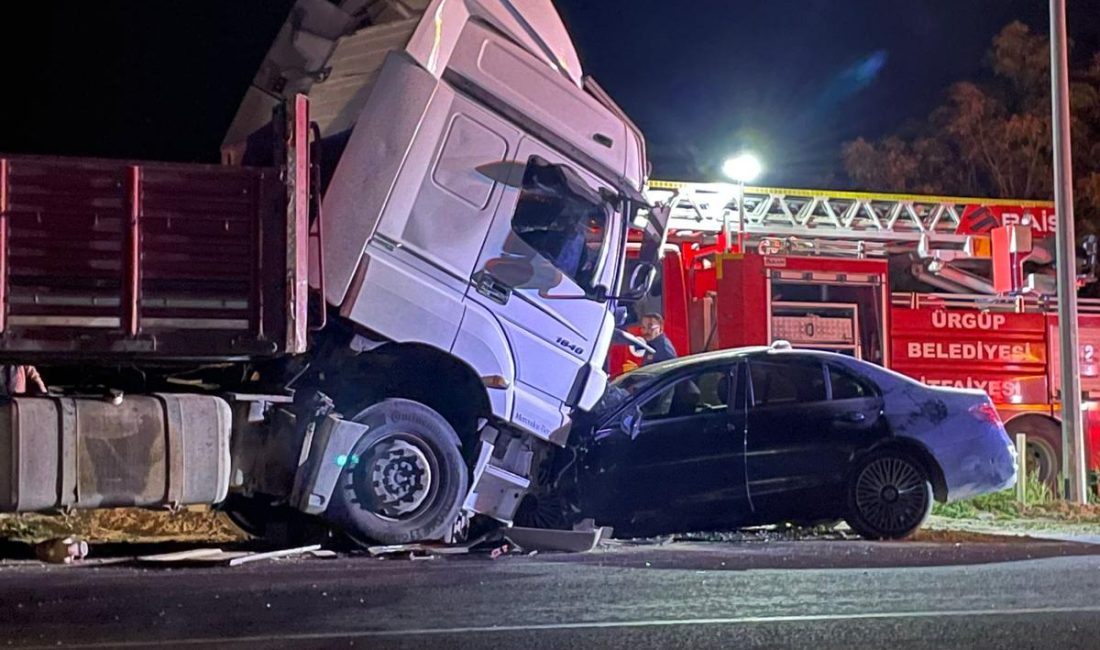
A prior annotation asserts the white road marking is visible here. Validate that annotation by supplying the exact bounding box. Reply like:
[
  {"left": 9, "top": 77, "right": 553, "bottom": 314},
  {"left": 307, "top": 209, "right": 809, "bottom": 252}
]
[{"left": 15, "top": 605, "right": 1100, "bottom": 648}]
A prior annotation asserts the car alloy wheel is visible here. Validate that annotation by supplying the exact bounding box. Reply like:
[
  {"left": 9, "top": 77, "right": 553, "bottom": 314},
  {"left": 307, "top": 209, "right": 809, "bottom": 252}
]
[{"left": 847, "top": 450, "right": 933, "bottom": 540}]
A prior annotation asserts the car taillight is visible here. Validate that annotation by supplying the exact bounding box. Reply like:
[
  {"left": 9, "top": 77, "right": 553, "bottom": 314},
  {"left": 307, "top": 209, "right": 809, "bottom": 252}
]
[{"left": 970, "top": 402, "right": 1002, "bottom": 425}]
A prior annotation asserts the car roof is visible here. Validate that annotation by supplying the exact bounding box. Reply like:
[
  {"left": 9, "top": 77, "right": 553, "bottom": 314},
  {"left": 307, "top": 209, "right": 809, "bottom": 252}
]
[{"left": 638, "top": 345, "right": 859, "bottom": 375}]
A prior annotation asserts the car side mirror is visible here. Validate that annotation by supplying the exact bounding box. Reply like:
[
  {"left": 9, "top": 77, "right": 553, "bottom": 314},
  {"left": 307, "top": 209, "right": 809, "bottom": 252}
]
[{"left": 620, "top": 406, "right": 643, "bottom": 439}]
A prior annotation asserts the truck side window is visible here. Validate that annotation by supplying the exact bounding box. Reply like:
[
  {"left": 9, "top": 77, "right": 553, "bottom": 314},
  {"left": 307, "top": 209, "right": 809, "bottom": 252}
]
[
  {"left": 511, "top": 157, "right": 609, "bottom": 292},
  {"left": 749, "top": 359, "right": 827, "bottom": 407}
]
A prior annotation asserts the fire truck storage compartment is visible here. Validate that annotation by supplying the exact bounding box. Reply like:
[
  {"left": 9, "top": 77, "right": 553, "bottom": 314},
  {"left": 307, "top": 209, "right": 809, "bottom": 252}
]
[
  {"left": 0, "top": 155, "right": 296, "bottom": 361},
  {"left": 715, "top": 254, "right": 887, "bottom": 364},
  {"left": 0, "top": 394, "right": 232, "bottom": 512},
  {"left": 771, "top": 302, "right": 860, "bottom": 356}
]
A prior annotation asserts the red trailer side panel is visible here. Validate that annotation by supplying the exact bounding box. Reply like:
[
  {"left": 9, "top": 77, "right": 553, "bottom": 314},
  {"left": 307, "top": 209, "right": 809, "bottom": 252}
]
[{"left": 0, "top": 155, "right": 292, "bottom": 361}]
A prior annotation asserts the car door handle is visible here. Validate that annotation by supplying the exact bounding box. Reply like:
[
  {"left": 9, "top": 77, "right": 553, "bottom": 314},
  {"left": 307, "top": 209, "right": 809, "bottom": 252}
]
[{"left": 834, "top": 411, "right": 866, "bottom": 423}]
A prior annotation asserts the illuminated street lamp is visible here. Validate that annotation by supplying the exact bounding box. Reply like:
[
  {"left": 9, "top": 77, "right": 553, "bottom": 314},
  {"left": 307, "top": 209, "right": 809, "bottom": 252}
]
[{"left": 722, "top": 153, "right": 762, "bottom": 252}]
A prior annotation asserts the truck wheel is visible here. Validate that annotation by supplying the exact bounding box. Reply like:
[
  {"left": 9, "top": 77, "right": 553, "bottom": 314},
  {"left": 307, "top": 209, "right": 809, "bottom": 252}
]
[
  {"left": 1007, "top": 418, "right": 1061, "bottom": 489},
  {"left": 844, "top": 449, "right": 933, "bottom": 540},
  {"left": 328, "top": 399, "right": 468, "bottom": 546}
]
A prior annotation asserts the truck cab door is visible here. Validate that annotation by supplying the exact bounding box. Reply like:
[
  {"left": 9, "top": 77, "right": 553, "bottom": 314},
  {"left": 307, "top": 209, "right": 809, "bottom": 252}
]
[{"left": 465, "top": 139, "right": 621, "bottom": 438}]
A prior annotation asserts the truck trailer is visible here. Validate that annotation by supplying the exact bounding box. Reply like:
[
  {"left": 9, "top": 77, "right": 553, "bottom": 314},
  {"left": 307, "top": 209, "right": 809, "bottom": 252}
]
[{"left": 0, "top": 0, "right": 667, "bottom": 546}]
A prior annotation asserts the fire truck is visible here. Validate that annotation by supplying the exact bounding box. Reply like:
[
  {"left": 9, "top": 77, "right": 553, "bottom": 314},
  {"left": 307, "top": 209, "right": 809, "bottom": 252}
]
[{"left": 611, "top": 180, "right": 1100, "bottom": 488}]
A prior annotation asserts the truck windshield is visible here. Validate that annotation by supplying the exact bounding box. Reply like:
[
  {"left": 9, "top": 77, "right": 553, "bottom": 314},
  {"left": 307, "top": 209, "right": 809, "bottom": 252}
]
[{"left": 511, "top": 157, "right": 610, "bottom": 294}]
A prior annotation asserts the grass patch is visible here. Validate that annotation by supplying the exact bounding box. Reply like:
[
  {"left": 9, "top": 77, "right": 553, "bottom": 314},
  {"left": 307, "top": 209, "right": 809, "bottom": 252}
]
[
  {"left": 0, "top": 507, "right": 244, "bottom": 544},
  {"left": 933, "top": 470, "right": 1100, "bottom": 523}
]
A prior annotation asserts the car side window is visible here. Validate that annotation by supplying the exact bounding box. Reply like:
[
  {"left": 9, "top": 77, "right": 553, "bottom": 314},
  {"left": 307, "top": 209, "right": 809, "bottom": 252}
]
[
  {"left": 749, "top": 359, "right": 827, "bottom": 407},
  {"left": 638, "top": 369, "right": 731, "bottom": 420},
  {"left": 829, "top": 365, "right": 875, "bottom": 400}
]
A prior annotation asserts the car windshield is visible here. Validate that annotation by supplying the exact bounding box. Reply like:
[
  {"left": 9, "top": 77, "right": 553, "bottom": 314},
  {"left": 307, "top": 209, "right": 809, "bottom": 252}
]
[{"left": 592, "top": 368, "right": 663, "bottom": 417}]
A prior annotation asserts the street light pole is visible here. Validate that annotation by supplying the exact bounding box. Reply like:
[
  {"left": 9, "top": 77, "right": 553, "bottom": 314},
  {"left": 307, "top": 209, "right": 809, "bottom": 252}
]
[
  {"left": 1050, "top": 0, "right": 1087, "bottom": 504},
  {"left": 722, "top": 153, "right": 762, "bottom": 253},
  {"left": 736, "top": 180, "right": 745, "bottom": 253}
]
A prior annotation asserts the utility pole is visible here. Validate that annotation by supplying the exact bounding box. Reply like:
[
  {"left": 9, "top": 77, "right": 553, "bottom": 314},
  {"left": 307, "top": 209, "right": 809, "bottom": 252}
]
[{"left": 1050, "top": 0, "right": 1088, "bottom": 504}]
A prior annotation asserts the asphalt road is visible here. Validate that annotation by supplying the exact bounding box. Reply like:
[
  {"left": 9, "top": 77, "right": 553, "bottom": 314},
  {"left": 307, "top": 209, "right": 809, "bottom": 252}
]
[{"left": 3, "top": 537, "right": 1100, "bottom": 649}]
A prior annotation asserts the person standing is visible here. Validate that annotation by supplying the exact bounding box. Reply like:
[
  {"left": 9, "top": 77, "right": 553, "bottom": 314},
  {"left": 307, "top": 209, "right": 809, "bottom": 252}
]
[{"left": 640, "top": 313, "right": 677, "bottom": 366}]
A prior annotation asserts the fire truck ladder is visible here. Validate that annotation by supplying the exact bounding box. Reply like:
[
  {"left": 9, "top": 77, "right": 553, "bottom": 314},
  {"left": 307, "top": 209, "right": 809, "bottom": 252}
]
[{"left": 647, "top": 179, "right": 1054, "bottom": 254}]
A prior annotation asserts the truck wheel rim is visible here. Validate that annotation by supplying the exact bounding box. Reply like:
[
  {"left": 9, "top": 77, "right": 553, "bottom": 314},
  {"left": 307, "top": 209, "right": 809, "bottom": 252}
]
[
  {"left": 362, "top": 436, "right": 434, "bottom": 519},
  {"left": 854, "top": 457, "right": 927, "bottom": 534}
]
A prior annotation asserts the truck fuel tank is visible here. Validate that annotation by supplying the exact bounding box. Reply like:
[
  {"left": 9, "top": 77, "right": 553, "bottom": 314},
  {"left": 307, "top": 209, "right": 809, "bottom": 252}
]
[{"left": 0, "top": 394, "right": 231, "bottom": 512}]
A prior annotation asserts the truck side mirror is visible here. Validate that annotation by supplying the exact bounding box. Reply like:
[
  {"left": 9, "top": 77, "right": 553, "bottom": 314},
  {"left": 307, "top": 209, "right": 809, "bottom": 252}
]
[{"left": 619, "top": 262, "right": 657, "bottom": 302}]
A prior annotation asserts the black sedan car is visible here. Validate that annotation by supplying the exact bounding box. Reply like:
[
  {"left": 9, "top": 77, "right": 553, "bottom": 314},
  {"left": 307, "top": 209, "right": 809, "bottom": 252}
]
[{"left": 518, "top": 342, "right": 1017, "bottom": 540}]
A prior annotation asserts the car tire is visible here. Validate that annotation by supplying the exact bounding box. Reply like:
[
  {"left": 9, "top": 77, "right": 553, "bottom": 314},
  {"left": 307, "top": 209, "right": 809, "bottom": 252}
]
[
  {"left": 326, "top": 399, "right": 468, "bottom": 546},
  {"left": 844, "top": 449, "right": 933, "bottom": 540}
]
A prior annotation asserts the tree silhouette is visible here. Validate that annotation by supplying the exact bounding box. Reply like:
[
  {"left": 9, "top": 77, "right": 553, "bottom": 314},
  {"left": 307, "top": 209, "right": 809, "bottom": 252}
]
[{"left": 843, "top": 21, "right": 1100, "bottom": 236}]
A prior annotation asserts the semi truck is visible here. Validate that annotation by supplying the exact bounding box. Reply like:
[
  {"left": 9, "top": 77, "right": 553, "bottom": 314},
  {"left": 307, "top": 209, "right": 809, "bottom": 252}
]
[
  {"left": 0, "top": 0, "right": 668, "bottom": 545},
  {"left": 612, "top": 180, "right": 1099, "bottom": 490}
]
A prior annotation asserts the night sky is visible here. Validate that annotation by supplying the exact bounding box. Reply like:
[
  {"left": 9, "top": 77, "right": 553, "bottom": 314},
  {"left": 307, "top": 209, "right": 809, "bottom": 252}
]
[{"left": 1, "top": 1, "right": 1096, "bottom": 189}]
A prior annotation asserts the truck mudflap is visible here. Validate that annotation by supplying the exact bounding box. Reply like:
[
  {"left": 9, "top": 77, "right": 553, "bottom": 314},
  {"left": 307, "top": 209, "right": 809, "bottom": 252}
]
[
  {"left": 0, "top": 394, "right": 232, "bottom": 512},
  {"left": 290, "top": 414, "right": 369, "bottom": 516}
]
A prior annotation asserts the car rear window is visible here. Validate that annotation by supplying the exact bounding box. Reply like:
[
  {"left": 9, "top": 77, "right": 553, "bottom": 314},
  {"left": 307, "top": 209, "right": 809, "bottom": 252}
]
[{"left": 749, "top": 359, "right": 826, "bottom": 406}]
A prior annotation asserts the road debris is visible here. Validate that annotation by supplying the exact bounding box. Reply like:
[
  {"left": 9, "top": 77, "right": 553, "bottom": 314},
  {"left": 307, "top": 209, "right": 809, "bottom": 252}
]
[
  {"left": 367, "top": 542, "right": 474, "bottom": 557},
  {"left": 365, "top": 524, "right": 613, "bottom": 559},
  {"left": 502, "top": 525, "right": 611, "bottom": 553},
  {"left": 34, "top": 537, "right": 89, "bottom": 564},
  {"left": 137, "top": 544, "right": 322, "bottom": 567}
]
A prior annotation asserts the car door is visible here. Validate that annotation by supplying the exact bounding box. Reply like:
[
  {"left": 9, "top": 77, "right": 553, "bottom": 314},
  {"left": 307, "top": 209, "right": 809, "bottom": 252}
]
[
  {"left": 745, "top": 355, "right": 884, "bottom": 520},
  {"left": 582, "top": 365, "right": 748, "bottom": 533},
  {"left": 822, "top": 361, "right": 887, "bottom": 466},
  {"left": 464, "top": 139, "right": 622, "bottom": 436},
  {"left": 745, "top": 355, "right": 835, "bottom": 519}
]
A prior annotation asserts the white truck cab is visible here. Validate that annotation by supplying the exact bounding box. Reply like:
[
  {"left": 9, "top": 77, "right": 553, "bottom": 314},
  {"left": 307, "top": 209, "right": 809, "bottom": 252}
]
[
  {"left": 0, "top": 0, "right": 664, "bottom": 548},
  {"left": 223, "top": 0, "right": 663, "bottom": 540}
]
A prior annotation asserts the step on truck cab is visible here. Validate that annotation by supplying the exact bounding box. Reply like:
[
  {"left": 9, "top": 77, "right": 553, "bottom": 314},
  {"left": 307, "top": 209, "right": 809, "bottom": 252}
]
[{"left": 0, "top": 0, "right": 667, "bottom": 545}]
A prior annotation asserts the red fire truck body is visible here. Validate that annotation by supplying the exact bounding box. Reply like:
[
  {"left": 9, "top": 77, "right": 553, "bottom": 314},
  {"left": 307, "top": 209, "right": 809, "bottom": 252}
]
[{"left": 612, "top": 181, "right": 1100, "bottom": 485}]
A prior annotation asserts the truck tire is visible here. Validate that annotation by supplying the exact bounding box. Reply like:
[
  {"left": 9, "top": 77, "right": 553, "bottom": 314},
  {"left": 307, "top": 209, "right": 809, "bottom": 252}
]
[
  {"left": 327, "top": 399, "right": 468, "bottom": 545},
  {"left": 844, "top": 449, "right": 933, "bottom": 540},
  {"left": 1006, "top": 417, "right": 1061, "bottom": 489}
]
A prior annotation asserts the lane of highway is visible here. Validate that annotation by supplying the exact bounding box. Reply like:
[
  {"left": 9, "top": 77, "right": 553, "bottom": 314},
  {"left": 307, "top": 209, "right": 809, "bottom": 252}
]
[{"left": 3, "top": 540, "right": 1100, "bottom": 649}]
